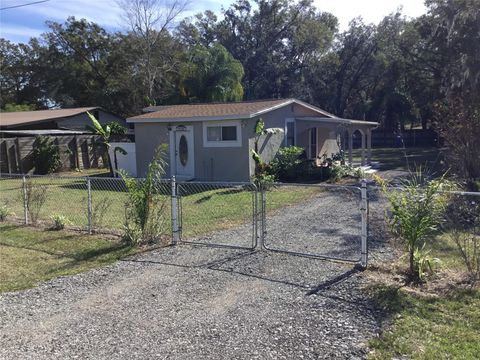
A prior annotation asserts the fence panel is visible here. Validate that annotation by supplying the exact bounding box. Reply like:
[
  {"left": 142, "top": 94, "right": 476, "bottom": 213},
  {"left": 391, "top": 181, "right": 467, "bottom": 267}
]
[
  {"left": 262, "top": 183, "right": 363, "bottom": 263},
  {"left": 441, "top": 191, "right": 480, "bottom": 277},
  {"left": 177, "top": 182, "right": 257, "bottom": 249},
  {"left": 0, "top": 174, "right": 25, "bottom": 222}
]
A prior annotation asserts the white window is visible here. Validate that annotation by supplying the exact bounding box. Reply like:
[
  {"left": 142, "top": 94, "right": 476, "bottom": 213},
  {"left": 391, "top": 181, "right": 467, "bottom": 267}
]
[
  {"left": 203, "top": 121, "right": 242, "bottom": 147},
  {"left": 285, "top": 119, "right": 295, "bottom": 146}
]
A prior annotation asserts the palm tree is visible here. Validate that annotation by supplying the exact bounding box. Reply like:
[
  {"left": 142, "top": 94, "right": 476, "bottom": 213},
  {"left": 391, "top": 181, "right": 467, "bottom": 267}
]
[{"left": 87, "top": 112, "right": 127, "bottom": 177}]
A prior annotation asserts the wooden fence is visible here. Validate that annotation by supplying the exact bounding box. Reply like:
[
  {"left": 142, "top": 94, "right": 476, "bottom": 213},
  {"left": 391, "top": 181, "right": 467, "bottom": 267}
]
[{"left": 0, "top": 135, "right": 106, "bottom": 174}]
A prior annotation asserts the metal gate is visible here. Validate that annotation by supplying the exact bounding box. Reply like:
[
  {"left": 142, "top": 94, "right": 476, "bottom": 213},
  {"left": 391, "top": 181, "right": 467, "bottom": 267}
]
[
  {"left": 175, "top": 180, "right": 258, "bottom": 249},
  {"left": 172, "top": 177, "right": 367, "bottom": 267},
  {"left": 258, "top": 182, "right": 368, "bottom": 266}
]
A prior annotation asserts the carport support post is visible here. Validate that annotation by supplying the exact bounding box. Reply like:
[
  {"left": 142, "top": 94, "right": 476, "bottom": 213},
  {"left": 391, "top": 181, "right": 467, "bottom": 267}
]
[
  {"left": 87, "top": 178, "right": 92, "bottom": 234},
  {"left": 360, "top": 179, "right": 368, "bottom": 268},
  {"left": 22, "top": 175, "right": 28, "bottom": 225},
  {"left": 171, "top": 176, "right": 180, "bottom": 245}
]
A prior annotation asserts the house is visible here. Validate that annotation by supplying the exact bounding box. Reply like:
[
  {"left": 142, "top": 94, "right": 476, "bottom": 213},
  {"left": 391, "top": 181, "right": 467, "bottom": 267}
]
[
  {"left": 127, "top": 99, "right": 378, "bottom": 181},
  {"left": 0, "top": 107, "right": 126, "bottom": 131}
]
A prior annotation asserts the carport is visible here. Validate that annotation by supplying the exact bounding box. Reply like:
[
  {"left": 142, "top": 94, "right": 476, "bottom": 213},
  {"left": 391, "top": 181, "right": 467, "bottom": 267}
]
[{"left": 295, "top": 117, "right": 378, "bottom": 165}]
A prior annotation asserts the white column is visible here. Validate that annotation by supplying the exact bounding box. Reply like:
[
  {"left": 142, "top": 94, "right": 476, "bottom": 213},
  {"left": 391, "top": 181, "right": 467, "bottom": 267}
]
[
  {"left": 361, "top": 130, "right": 366, "bottom": 166},
  {"left": 367, "top": 128, "right": 372, "bottom": 164},
  {"left": 348, "top": 128, "right": 353, "bottom": 165}
]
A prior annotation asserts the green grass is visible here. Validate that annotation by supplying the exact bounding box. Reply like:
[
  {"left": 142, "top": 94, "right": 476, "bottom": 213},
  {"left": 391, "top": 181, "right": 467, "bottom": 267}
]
[
  {"left": 0, "top": 177, "right": 317, "bottom": 238},
  {"left": 353, "top": 147, "right": 445, "bottom": 173},
  {"left": 368, "top": 286, "right": 480, "bottom": 359},
  {"left": 180, "top": 185, "right": 319, "bottom": 237},
  {"left": 0, "top": 224, "right": 135, "bottom": 293}
]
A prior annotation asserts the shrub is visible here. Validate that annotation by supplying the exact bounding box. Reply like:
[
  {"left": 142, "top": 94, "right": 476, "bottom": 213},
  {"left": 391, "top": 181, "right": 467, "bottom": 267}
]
[
  {"left": 25, "top": 180, "right": 48, "bottom": 224},
  {"left": 32, "top": 136, "right": 61, "bottom": 174},
  {"left": 330, "top": 163, "right": 364, "bottom": 182},
  {"left": 50, "top": 214, "right": 71, "bottom": 230},
  {"left": 0, "top": 204, "right": 13, "bottom": 221},
  {"left": 119, "top": 145, "right": 169, "bottom": 245},
  {"left": 375, "top": 171, "right": 452, "bottom": 282},
  {"left": 270, "top": 146, "right": 305, "bottom": 181}
]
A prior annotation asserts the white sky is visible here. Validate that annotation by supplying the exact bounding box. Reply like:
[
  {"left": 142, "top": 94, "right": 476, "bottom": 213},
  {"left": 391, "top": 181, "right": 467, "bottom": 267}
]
[{"left": 312, "top": 0, "right": 427, "bottom": 30}]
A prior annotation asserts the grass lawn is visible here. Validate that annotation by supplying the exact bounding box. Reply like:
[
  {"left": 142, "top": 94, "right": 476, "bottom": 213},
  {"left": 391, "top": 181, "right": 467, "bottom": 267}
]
[
  {"left": 368, "top": 286, "right": 480, "bottom": 359},
  {"left": 0, "top": 224, "right": 135, "bottom": 293},
  {"left": 352, "top": 147, "right": 445, "bottom": 173},
  {"left": 57, "top": 168, "right": 111, "bottom": 177},
  {"left": 368, "top": 227, "right": 480, "bottom": 359}
]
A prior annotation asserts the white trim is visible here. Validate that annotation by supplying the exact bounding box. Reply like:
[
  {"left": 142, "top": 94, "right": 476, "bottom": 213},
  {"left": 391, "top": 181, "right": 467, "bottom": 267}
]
[
  {"left": 202, "top": 120, "right": 242, "bottom": 148},
  {"left": 169, "top": 128, "right": 175, "bottom": 177},
  {"left": 284, "top": 118, "right": 296, "bottom": 146},
  {"left": 169, "top": 125, "right": 195, "bottom": 179},
  {"left": 296, "top": 117, "right": 379, "bottom": 126}
]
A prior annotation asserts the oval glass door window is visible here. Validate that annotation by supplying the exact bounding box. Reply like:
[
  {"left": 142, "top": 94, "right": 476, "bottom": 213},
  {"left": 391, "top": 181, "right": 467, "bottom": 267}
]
[{"left": 179, "top": 135, "right": 188, "bottom": 166}]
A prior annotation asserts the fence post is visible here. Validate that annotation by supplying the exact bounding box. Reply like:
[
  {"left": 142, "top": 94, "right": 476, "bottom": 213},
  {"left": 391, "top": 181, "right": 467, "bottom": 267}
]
[
  {"left": 87, "top": 178, "right": 92, "bottom": 234},
  {"left": 22, "top": 175, "right": 28, "bottom": 225},
  {"left": 256, "top": 186, "right": 266, "bottom": 250},
  {"left": 360, "top": 179, "right": 368, "bottom": 268},
  {"left": 171, "top": 176, "right": 180, "bottom": 245}
]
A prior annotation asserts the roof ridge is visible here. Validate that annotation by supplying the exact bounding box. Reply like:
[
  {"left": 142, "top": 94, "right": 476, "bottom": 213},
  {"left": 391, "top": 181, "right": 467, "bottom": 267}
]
[{"left": 144, "top": 98, "right": 289, "bottom": 108}]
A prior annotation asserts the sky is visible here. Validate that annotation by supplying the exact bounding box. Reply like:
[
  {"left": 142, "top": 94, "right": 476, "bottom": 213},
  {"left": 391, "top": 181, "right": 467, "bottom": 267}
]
[{"left": 0, "top": 0, "right": 428, "bottom": 44}]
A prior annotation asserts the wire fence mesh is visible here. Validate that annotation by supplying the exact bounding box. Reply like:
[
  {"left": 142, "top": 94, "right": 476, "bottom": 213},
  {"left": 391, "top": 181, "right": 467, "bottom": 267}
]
[
  {"left": 177, "top": 182, "right": 258, "bottom": 249},
  {"left": 0, "top": 174, "right": 172, "bottom": 237},
  {"left": 4, "top": 172, "right": 478, "bottom": 270},
  {"left": 262, "top": 183, "right": 364, "bottom": 262},
  {"left": 441, "top": 191, "right": 480, "bottom": 278}
]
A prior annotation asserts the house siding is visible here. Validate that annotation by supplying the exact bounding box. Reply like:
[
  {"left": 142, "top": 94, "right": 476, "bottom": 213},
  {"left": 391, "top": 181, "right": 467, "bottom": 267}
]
[
  {"left": 58, "top": 110, "right": 125, "bottom": 130},
  {"left": 134, "top": 121, "right": 251, "bottom": 181}
]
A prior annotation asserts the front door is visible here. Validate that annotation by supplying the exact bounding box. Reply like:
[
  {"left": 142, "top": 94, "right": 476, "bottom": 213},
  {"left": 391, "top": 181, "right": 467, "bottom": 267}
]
[{"left": 171, "top": 125, "right": 194, "bottom": 180}]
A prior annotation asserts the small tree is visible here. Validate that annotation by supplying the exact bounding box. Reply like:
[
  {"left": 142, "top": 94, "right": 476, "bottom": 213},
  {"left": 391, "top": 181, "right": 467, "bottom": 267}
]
[{"left": 375, "top": 171, "right": 451, "bottom": 281}]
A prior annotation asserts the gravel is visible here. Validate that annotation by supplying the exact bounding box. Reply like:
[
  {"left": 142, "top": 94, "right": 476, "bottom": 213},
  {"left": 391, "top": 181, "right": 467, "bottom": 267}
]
[{"left": 0, "top": 187, "right": 392, "bottom": 359}]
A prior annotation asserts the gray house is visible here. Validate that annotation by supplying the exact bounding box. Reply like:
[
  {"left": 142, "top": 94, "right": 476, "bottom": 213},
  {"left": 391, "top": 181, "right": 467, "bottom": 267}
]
[{"left": 128, "top": 99, "right": 378, "bottom": 181}]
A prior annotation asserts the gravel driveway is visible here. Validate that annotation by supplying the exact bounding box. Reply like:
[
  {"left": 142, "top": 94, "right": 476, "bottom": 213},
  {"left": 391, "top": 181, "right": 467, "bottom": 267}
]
[{"left": 0, "top": 187, "right": 389, "bottom": 359}]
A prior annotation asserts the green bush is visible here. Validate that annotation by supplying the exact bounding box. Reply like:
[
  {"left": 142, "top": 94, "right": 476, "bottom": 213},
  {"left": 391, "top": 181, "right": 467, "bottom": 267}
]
[
  {"left": 50, "top": 214, "right": 71, "bottom": 230},
  {"left": 270, "top": 146, "right": 305, "bottom": 181},
  {"left": 32, "top": 136, "right": 61, "bottom": 174}
]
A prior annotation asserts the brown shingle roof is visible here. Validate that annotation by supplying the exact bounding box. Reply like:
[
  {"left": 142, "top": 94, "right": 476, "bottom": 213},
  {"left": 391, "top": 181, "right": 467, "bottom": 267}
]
[
  {"left": 128, "top": 99, "right": 334, "bottom": 122},
  {"left": 0, "top": 107, "right": 98, "bottom": 128}
]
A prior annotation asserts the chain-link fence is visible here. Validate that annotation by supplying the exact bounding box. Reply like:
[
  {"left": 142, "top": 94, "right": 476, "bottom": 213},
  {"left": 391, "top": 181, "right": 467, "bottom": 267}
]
[
  {"left": 0, "top": 174, "right": 133, "bottom": 234},
  {"left": 441, "top": 191, "right": 480, "bottom": 279},
  {"left": 2, "top": 172, "right": 478, "bottom": 271}
]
